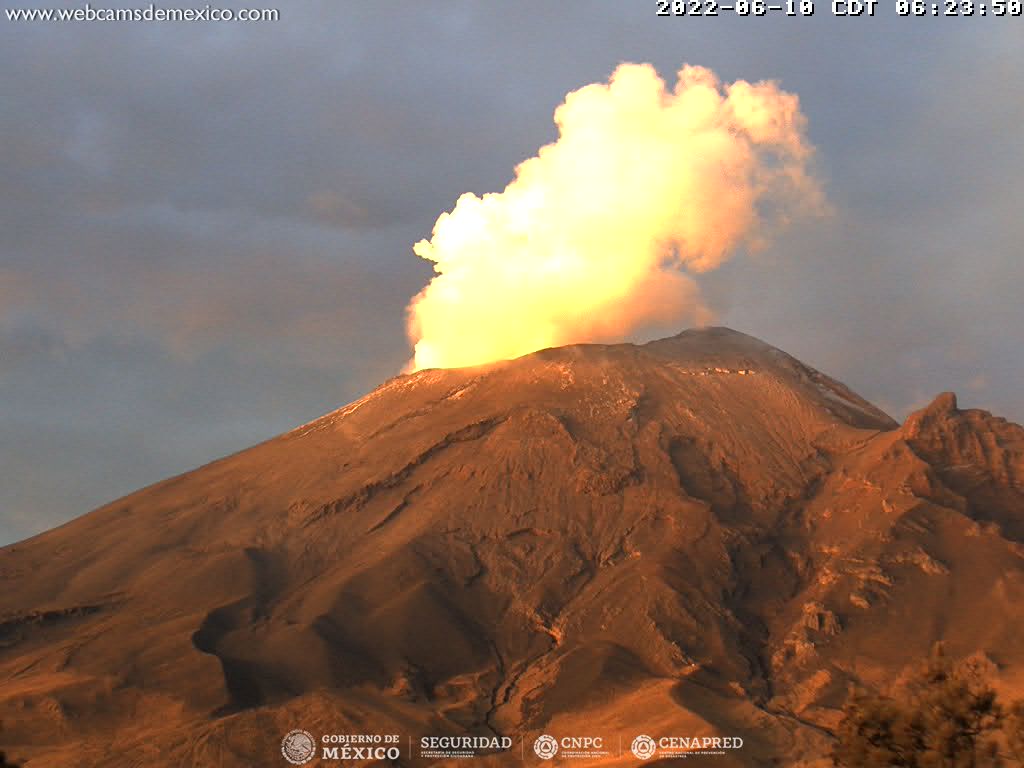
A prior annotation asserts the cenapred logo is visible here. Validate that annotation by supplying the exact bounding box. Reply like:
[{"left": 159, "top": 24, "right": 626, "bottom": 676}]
[
  {"left": 630, "top": 733, "right": 744, "bottom": 760},
  {"left": 631, "top": 734, "right": 657, "bottom": 760},
  {"left": 280, "top": 729, "right": 316, "bottom": 765},
  {"left": 533, "top": 734, "right": 559, "bottom": 760}
]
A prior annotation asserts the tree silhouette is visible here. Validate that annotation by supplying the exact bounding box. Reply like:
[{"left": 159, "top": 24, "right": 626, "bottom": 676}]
[
  {"left": 1004, "top": 700, "right": 1024, "bottom": 765},
  {"left": 834, "top": 646, "right": 1004, "bottom": 768}
]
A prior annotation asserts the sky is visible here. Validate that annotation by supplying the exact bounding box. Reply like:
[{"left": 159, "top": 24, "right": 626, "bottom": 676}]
[{"left": 1, "top": 2, "right": 1021, "bottom": 545}]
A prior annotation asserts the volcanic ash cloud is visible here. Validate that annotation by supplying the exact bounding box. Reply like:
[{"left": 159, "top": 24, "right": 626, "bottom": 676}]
[{"left": 406, "top": 62, "right": 827, "bottom": 371}]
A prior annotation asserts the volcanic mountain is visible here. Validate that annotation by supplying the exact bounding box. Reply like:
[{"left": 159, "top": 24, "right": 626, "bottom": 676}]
[{"left": 2, "top": 328, "right": 1024, "bottom": 767}]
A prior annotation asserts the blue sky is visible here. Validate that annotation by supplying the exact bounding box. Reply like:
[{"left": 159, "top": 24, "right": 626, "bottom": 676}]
[{"left": 1, "top": 2, "right": 1021, "bottom": 544}]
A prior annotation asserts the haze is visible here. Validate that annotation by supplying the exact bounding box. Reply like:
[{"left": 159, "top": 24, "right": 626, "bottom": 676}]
[{"left": 1, "top": 3, "right": 1021, "bottom": 545}]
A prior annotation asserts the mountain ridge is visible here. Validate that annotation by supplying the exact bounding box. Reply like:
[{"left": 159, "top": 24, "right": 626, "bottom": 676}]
[{"left": 1, "top": 327, "right": 1022, "bottom": 767}]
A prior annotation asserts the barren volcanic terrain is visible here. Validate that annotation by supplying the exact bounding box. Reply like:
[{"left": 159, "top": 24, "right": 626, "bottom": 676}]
[{"left": 2, "top": 328, "right": 1023, "bottom": 766}]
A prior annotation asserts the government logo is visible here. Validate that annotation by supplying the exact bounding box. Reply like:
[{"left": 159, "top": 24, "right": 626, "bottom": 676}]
[{"left": 281, "top": 729, "right": 316, "bottom": 765}]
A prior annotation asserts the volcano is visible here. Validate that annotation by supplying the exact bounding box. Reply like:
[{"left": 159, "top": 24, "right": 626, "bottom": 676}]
[{"left": 2, "top": 327, "right": 1023, "bottom": 767}]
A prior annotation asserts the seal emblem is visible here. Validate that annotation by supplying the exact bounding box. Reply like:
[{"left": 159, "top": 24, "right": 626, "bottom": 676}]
[
  {"left": 631, "top": 734, "right": 657, "bottom": 760},
  {"left": 533, "top": 734, "right": 559, "bottom": 759},
  {"left": 281, "top": 729, "right": 316, "bottom": 765}
]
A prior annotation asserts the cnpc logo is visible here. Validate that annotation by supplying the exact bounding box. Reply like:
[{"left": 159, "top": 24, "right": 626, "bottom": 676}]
[{"left": 533, "top": 734, "right": 605, "bottom": 760}]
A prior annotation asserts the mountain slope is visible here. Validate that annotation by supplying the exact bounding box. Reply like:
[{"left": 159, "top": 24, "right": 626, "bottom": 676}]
[{"left": 1, "top": 327, "right": 1022, "bottom": 767}]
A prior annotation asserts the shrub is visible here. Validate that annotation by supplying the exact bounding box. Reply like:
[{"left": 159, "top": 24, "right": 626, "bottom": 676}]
[{"left": 833, "top": 646, "right": 1004, "bottom": 767}]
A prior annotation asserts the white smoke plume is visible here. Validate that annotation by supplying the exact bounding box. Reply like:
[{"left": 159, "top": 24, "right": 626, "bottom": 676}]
[{"left": 406, "top": 62, "right": 827, "bottom": 371}]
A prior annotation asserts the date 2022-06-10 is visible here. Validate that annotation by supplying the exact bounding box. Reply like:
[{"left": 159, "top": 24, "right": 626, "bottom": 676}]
[{"left": 657, "top": 0, "right": 1021, "bottom": 15}]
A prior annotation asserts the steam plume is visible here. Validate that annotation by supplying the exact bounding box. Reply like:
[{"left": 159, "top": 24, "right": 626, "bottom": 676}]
[{"left": 406, "top": 63, "right": 826, "bottom": 371}]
